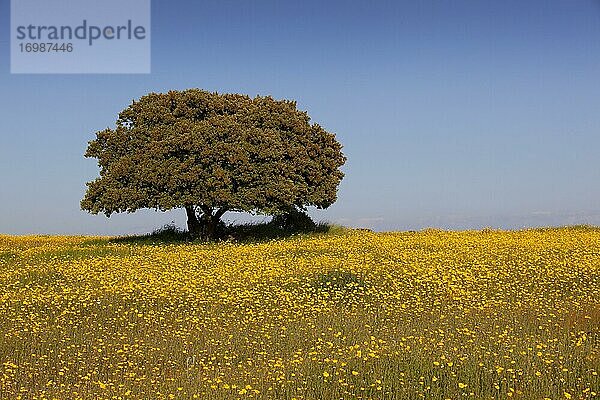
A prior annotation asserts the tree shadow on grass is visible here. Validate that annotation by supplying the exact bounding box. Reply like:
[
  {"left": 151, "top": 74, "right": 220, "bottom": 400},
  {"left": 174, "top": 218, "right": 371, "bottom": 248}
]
[
  {"left": 108, "top": 221, "right": 347, "bottom": 246},
  {"left": 108, "top": 223, "right": 191, "bottom": 245}
]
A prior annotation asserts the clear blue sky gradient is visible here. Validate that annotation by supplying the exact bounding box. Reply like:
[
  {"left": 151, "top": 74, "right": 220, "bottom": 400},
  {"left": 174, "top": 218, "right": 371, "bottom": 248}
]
[{"left": 1, "top": 0, "right": 599, "bottom": 234}]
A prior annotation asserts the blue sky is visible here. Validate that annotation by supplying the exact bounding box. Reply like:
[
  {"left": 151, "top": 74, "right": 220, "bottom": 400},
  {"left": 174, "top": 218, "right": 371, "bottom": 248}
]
[{"left": 1, "top": 0, "right": 599, "bottom": 234}]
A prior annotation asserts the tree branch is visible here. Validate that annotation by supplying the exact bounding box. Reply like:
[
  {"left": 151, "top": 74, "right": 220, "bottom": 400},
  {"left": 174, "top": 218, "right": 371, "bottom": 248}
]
[
  {"left": 214, "top": 207, "right": 228, "bottom": 220},
  {"left": 199, "top": 204, "right": 213, "bottom": 217}
]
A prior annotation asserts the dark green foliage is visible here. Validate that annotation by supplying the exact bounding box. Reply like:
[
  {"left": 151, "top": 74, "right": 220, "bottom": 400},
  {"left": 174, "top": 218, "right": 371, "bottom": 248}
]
[
  {"left": 151, "top": 223, "right": 186, "bottom": 240},
  {"left": 228, "top": 220, "right": 333, "bottom": 242},
  {"left": 270, "top": 208, "right": 317, "bottom": 232},
  {"left": 82, "top": 89, "right": 346, "bottom": 239}
]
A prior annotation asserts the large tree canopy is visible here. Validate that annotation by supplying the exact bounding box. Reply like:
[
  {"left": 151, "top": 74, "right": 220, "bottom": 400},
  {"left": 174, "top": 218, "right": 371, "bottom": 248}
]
[{"left": 82, "top": 89, "right": 346, "bottom": 238}]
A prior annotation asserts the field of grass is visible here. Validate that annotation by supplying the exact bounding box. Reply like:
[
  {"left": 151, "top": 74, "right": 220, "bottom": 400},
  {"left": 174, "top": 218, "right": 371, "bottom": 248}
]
[{"left": 0, "top": 227, "right": 598, "bottom": 399}]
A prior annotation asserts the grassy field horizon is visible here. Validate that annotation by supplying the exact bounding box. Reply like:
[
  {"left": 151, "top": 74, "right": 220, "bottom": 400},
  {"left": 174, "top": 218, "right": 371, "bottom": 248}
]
[
  {"left": 2, "top": 223, "right": 599, "bottom": 239},
  {"left": 1, "top": 227, "right": 598, "bottom": 399}
]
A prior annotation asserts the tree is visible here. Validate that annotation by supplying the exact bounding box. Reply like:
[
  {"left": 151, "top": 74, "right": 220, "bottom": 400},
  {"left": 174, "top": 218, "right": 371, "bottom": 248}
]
[{"left": 81, "top": 89, "right": 346, "bottom": 239}]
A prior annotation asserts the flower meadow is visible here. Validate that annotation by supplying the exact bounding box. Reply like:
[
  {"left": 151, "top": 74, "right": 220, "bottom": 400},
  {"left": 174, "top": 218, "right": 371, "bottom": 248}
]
[{"left": 0, "top": 228, "right": 598, "bottom": 399}]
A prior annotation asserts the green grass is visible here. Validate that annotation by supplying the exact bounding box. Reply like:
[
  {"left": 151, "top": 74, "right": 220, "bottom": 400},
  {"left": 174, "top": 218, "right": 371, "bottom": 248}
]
[{"left": 0, "top": 227, "right": 598, "bottom": 400}]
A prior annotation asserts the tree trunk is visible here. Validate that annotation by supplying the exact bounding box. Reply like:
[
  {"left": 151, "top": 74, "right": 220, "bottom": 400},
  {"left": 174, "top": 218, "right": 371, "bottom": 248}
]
[
  {"left": 205, "top": 216, "right": 217, "bottom": 240},
  {"left": 185, "top": 206, "right": 202, "bottom": 237},
  {"left": 199, "top": 205, "right": 228, "bottom": 240}
]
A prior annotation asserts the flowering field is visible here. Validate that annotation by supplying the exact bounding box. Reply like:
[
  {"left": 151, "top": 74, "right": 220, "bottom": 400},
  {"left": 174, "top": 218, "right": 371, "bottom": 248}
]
[{"left": 0, "top": 228, "right": 598, "bottom": 399}]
